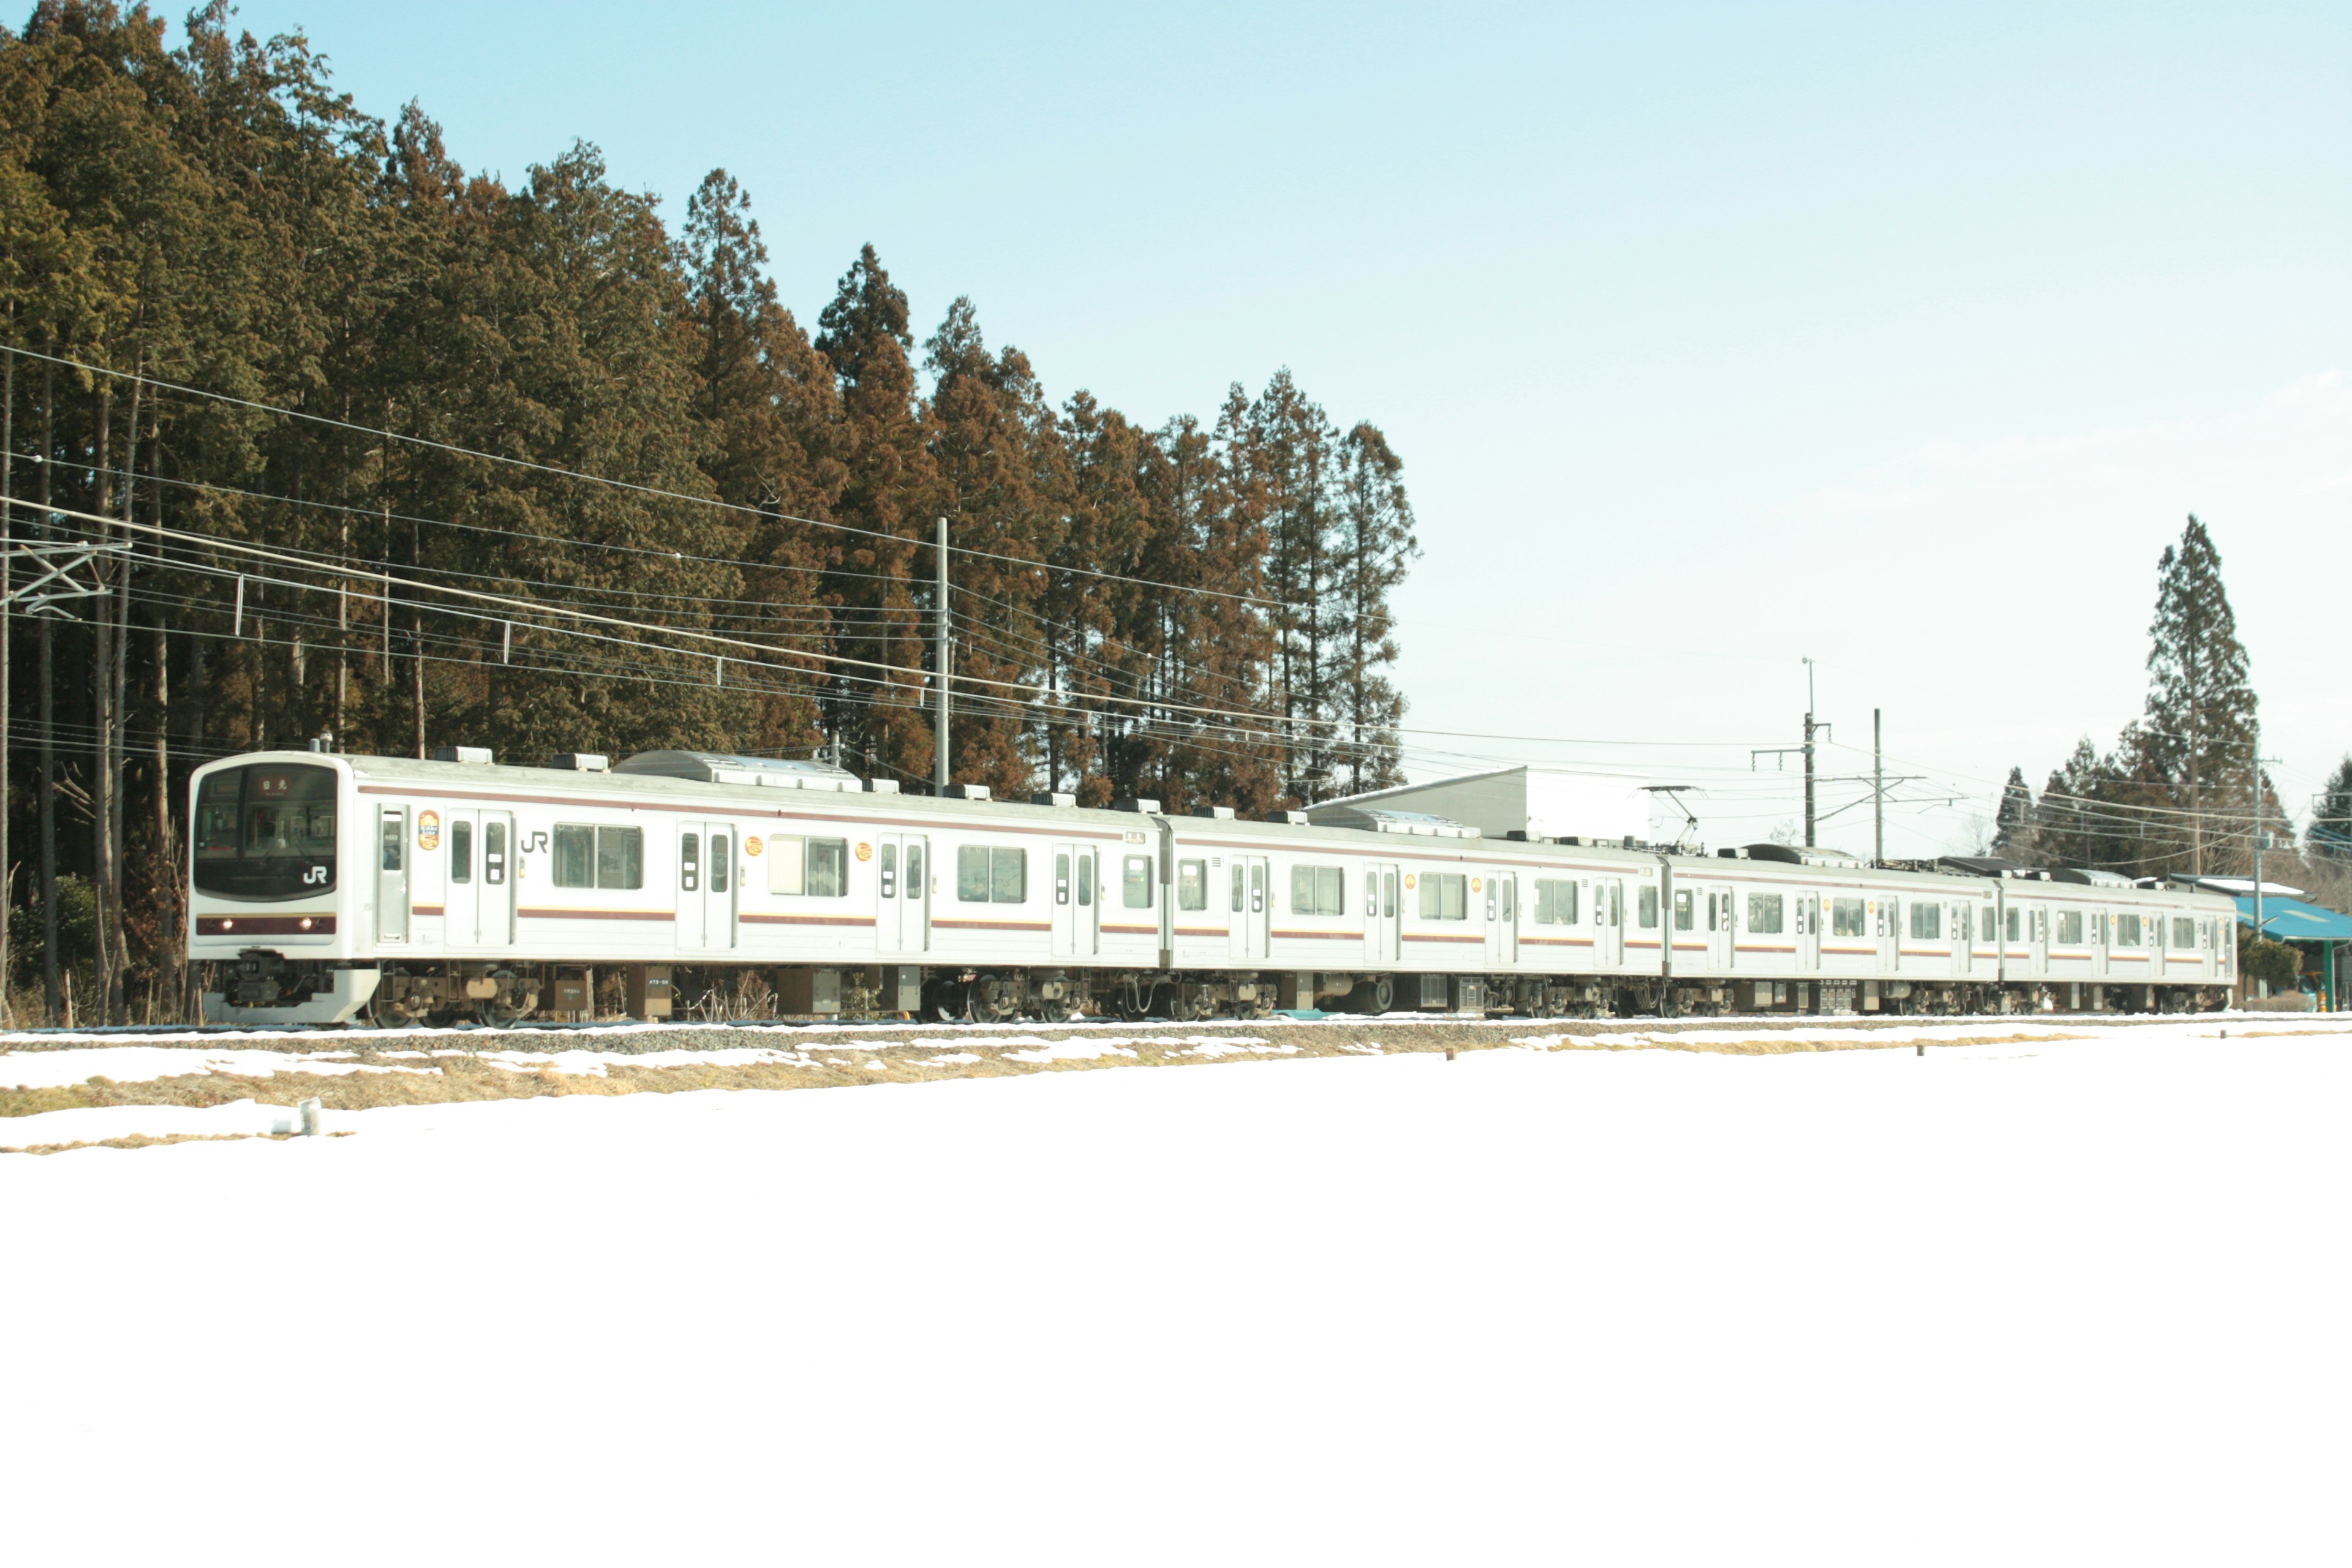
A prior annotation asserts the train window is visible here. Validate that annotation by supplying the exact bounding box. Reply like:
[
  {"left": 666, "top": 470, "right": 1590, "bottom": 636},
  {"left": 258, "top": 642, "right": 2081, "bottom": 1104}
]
[
  {"left": 1055, "top": 852, "right": 1070, "bottom": 906},
  {"left": 906, "top": 845, "right": 922, "bottom": 897},
  {"left": 1178, "top": 859, "right": 1207, "bottom": 911},
  {"left": 2116, "top": 913, "right": 2141, "bottom": 947},
  {"left": 552, "top": 825, "right": 594, "bottom": 888},
  {"left": 1636, "top": 886, "right": 1658, "bottom": 929},
  {"left": 1978, "top": 906, "right": 1994, "bottom": 942},
  {"left": 1419, "top": 873, "right": 1468, "bottom": 921},
  {"left": 1125, "top": 856, "right": 1156, "bottom": 909},
  {"left": 1232, "top": 864, "right": 1245, "bottom": 913},
  {"left": 380, "top": 815, "right": 404, "bottom": 873},
  {"left": 2057, "top": 910, "right": 2083, "bottom": 944},
  {"left": 451, "top": 820, "right": 473, "bottom": 884},
  {"left": 554, "top": 824, "right": 641, "bottom": 889},
  {"left": 1909, "top": 902, "right": 1940, "bottom": 940},
  {"left": 2005, "top": 907, "right": 2021, "bottom": 942},
  {"left": 1831, "top": 897, "right": 1865, "bottom": 937},
  {"left": 680, "top": 832, "right": 701, "bottom": 893},
  {"left": 1077, "top": 853, "right": 1091, "bottom": 907},
  {"left": 883, "top": 843, "right": 900, "bottom": 900},
  {"left": 1747, "top": 893, "right": 1785, "bottom": 935},
  {"left": 710, "top": 835, "right": 730, "bottom": 894},
  {"left": 484, "top": 822, "right": 506, "bottom": 886},
  {"left": 1609, "top": 883, "right": 1622, "bottom": 927},
  {"left": 1384, "top": 870, "right": 1397, "bottom": 919},
  {"left": 807, "top": 839, "right": 848, "bottom": 897},
  {"left": 2173, "top": 917, "right": 2196, "bottom": 949},
  {"left": 1533, "top": 881, "right": 1572, "bottom": 925},
  {"left": 957, "top": 845, "right": 1027, "bottom": 903},
  {"left": 768, "top": 837, "right": 805, "bottom": 895},
  {"left": 1673, "top": 889, "right": 1694, "bottom": 930},
  {"left": 1501, "top": 877, "right": 1515, "bottom": 922},
  {"left": 1289, "top": 864, "right": 1344, "bottom": 916},
  {"left": 1251, "top": 862, "right": 1265, "bottom": 913},
  {"left": 595, "top": 827, "right": 644, "bottom": 890}
]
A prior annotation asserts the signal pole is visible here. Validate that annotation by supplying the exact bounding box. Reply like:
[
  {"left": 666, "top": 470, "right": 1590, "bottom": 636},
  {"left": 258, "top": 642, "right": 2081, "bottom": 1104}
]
[{"left": 934, "top": 516, "right": 951, "bottom": 791}]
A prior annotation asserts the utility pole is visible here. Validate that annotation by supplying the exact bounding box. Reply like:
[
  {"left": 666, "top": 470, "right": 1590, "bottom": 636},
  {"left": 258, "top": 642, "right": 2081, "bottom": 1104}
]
[
  {"left": 1750, "top": 659, "right": 1830, "bottom": 848},
  {"left": 1874, "top": 707, "right": 1885, "bottom": 866},
  {"left": 1803, "top": 657, "right": 1817, "bottom": 848},
  {"left": 933, "top": 516, "right": 951, "bottom": 791},
  {"left": 2252, "top": 720, "right": 2266, "bottom": 952}
]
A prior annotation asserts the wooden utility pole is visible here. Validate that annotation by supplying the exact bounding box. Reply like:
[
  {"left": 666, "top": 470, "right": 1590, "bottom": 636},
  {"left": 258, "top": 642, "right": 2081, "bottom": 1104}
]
[{"left": 38, "top": 351, "right": 58, "bottom": 1023}]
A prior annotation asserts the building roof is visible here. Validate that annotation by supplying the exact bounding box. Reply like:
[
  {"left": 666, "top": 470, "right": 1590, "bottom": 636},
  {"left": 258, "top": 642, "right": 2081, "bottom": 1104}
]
[{"left": 2233, "top": 895, "right": 2352, "bottom": 943}]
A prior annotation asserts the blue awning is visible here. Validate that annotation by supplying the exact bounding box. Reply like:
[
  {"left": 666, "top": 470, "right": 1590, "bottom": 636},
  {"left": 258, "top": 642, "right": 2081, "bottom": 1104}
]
[{"left": 2234, "top": 895, "right": 2352, "bottom": 943}]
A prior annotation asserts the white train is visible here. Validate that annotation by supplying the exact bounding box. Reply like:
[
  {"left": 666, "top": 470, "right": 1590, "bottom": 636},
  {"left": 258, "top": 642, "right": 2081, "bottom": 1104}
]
[{"left": 188, "top": 747, "right": 2239, "bottom": 1026}]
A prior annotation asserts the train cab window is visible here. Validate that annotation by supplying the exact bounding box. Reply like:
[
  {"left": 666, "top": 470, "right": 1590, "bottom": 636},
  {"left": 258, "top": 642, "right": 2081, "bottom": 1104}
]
[
  {"left": 1831, "top": 897, "right": 1866, "bottom": 937},
  {"left": 1909, "top": 902, "right": 1940, "bottom": 940},
  {"left": 1673, "top": 889, "right": 1694, "bottom": 930},
  {"left": 1289, "top": 864, "right": 1343, "bottom": 916},
  {"left": 451, "top": 820, "right": 473, "bottom": 884},
  {"left": 1125, "top": 856, "right": 1156, "bottom": 909},
  {"left": 680, "top": 832, "right": 701, "bottom": 892},
  {"left": 2057, "top": 910, "right": 2083, "bottom": 945},
  {"left": 192, "top": 762, "right": 341, "bottom": 902},
  {"left": 957, "top": 845, "right": 1028, "bottom": 903},
  {"left": 1419, "top": 873, "right": 1468, "bottom": 921},
  {"left": 1637, "top": 886, "right": 1658, "bottom": 929},
  {"left": 1747, "top": 893, "right": 1785, "bottom": 935},
  {"left": 1534, "top": 880, "right": 1577, "bottom": 925},
  {"left": 1177, "top": 859, "right": 1207, "bottom": 911},
  {"left": 2173, "top": 917, "right": 2196, "bottom": 949}
]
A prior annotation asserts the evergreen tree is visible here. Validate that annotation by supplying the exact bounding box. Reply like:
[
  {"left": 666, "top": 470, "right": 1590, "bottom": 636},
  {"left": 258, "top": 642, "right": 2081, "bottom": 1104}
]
[
  {"left": 1332, "top": 421, "right": 1416, "bottom": 794},
  {"left": 1991, "top": 766, "right": 2035, "bottom": 858},
  {"left": 2127, "top": 514, "right": 2258, "bottom": 874},
  {"left": 814, "top": 243, "right": 938, "bottom": 783},
  {"left": 2307, "top": 756, "right": 2352, "bottom": 863}
]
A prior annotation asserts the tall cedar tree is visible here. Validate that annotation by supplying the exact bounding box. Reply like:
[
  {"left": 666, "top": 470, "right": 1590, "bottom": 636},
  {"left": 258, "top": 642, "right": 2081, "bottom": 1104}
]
[
  {"left": 2123, "top": 514, "right": 2260, "bottom": 874},
  {"left": 813, "top": 244, "right": 939, "bottom": 783}
]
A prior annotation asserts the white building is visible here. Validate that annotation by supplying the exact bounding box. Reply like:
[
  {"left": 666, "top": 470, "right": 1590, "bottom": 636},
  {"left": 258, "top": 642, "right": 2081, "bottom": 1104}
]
[{"left": 1305, "top": 765, "right": 1653, "bottom": 844}]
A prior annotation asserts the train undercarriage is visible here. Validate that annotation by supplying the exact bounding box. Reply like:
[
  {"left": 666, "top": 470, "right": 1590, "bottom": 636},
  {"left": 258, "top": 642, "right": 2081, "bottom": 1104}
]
[{"left": 200, "top": 949, "right": 2233, "bottom": 1028}]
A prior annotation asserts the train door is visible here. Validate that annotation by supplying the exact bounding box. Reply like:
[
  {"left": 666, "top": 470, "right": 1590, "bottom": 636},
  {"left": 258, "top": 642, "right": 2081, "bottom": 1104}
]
[
  {"left": 1952, "top": 900, "right": 1972, "bottom": 974},
  {"left": 445, "top": 810, "right": 514, "bottom": 948},
  {"left": 880, "top": 833, "right": 932, "bottom": 957},
  {"left": 1707, "top": 884, "right": 1733, "bottom": 970},
  {"left": 2029, "top": 904, "right": 2048, "bottom": 973},
  {"left": 1485, "top": 870, "right": 1518, "bottom": 966},
  {"left": 1875, "top": 892, "right": 1898, "bottom": 971},
  {"left": 2089, "top": 908, "right": 2108, "bottom": 979},
  {"left": 677, "top": 821, "right": 737, "bottom": 952},
  {"left": 1796, "top": 890, "right": 1821, "bottom": 971},
  {"left": 1366, "top": 862, "right": 1401, "bottom": 965},
  {"left": 375, "top": 804, "right": 409, "bottom": 944},
  {"left": 1228, "top": 856, "right": 1270, "bottom": 963},
  {"left": 1599, "top": 879, "right": 1624, "bottom": 967},
  {"left": 1049, "top": 842, "right": 1096, "bottom": 959}
]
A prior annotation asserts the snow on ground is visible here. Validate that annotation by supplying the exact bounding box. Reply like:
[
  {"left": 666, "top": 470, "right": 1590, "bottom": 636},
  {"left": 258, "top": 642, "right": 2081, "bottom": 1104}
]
[{"left": 5, "top": 1025, "right": 2350, "bottom": 1564}]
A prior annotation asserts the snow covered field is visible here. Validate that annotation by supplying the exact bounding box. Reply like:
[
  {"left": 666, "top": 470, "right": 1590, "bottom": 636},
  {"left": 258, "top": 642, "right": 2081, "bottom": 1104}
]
[{"left": 6, "top": 1022, "right": 2349, "bottom": 1564}]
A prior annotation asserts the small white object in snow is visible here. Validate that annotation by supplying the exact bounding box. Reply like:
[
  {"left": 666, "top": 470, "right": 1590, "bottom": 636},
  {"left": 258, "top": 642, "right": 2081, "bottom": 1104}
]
[
  {"left": 918, "top": 1053, "right": 984, "bottom": 1066},
  {"left": 1003, "top": 1041, "right": 1140, "bottom": 1063}
]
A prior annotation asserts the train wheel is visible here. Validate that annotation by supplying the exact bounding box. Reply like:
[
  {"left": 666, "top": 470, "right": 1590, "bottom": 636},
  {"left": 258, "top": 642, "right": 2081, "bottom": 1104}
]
[{"left": 922, "top": 979, "right": 971, "bottom": 1023}]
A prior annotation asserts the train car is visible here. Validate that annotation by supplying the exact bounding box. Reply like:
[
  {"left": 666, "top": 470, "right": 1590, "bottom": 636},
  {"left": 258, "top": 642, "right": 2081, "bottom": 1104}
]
[{"left": 187, "top": 747, "right": 2238, "bottom": 1026}]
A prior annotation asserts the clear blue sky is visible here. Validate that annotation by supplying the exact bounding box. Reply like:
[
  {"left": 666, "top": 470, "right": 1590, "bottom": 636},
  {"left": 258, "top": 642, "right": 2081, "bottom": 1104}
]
[{"left": 215, "top": 1, "right": 2352, "bottom": 853}]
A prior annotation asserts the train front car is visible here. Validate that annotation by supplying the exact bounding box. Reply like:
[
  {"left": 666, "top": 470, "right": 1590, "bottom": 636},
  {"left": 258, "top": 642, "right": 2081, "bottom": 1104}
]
[{"left": 187, "top": 751, "right": 377, "bottom": 1025}]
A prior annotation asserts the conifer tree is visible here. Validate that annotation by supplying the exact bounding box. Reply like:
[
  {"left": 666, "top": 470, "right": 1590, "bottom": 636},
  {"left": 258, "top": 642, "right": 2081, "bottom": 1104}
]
[
  {"left": 2128, "top": 514, "right": 2258, "bottom": 874},
  {"left": 814, "top": 244, "right": 939, "bottom": 782},
  {"left": 1332, "top": 421, "right": 1417, "bottom": 794},
  {"left": 1991, "top": 766, "right": 2035, "bottom": 858},
  {"left": 2309, "top": 757, "right": 2352, "bottom": 864}
]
